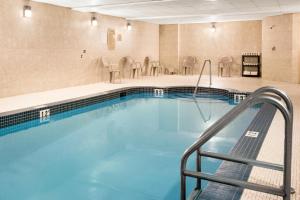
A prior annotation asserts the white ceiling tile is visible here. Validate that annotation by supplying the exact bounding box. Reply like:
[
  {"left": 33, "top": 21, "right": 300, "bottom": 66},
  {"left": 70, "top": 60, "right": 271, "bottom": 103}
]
[{"left": 33, "top": 0, "right": 300, "bottom": 24}]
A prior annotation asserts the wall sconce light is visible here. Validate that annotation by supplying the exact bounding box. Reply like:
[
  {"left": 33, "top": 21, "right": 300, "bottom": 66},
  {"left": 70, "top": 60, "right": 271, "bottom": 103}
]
[
  {"left": 127, "top": 22, "right": 132, "bottom": 31},
  {"left": 91, "top": 16, "right": 98, "bottom": 26},
  {"left": 211, "top": 22, "right": 216, "bottom": 33},
  {"left": 23, "top": 5, "right": 32, "bottom": 18}
]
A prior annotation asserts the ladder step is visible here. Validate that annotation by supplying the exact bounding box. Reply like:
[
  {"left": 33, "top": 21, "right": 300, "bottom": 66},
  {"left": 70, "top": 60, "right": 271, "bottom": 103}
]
[
  {"left": 200, "top": 151, "right": 284, "bottom": 171},
  {"left": 183, "top": 170, "right": 285, "bottom": 197}
]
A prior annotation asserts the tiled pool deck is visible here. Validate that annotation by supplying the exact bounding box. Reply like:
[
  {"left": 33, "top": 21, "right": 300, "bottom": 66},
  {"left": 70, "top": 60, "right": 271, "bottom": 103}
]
[
  {"left": 0, "top": 75, "right": 299, "bottom": 200},
  {"left": 198, "top": 103, "right": 277, "bottom": 200}
]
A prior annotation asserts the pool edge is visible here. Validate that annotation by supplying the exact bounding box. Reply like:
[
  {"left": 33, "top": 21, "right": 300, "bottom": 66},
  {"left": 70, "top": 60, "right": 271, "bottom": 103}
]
[{"left": 0, "top": 86, "right": 249, "bottom": 129}]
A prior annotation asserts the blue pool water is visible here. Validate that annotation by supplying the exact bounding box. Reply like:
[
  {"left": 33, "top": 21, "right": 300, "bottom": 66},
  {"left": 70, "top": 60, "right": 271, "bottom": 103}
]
[{"left": 0, "top": 93, "right": 258, "bottom": 200}]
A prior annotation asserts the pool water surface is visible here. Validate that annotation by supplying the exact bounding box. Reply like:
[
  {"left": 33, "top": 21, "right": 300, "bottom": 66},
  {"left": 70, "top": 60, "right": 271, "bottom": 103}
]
[{"left": 0, "top": 93, "right": 258, "bottom": 200}]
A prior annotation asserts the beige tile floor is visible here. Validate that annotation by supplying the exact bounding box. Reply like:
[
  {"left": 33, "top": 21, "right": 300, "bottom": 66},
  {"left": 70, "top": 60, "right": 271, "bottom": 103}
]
[{"left": 0, "top": 75, "right": 299, "bottom": 200}]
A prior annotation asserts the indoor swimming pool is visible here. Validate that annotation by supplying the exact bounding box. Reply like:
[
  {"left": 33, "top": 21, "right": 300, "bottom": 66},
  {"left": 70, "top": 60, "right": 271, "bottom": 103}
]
[{"left": 0, "top": 92, "right": 259, "bottom": 200}]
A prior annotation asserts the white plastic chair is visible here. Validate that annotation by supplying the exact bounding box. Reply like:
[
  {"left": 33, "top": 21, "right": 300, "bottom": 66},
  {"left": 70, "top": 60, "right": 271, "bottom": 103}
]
[
  {"left": 218, "top": 56, "right": 233, "bottom": 77},
  {"left": 101, "top": 57, "right": 121, "bottom": 83},
  {"left": 143, "top": 57, "right": 162, "bottom": 76},
  {"left": 182, "top": 56, "right": 196, "bottom": 75},
  {"left": 125, "top": 56, "right": 142, "bottom": 79}
]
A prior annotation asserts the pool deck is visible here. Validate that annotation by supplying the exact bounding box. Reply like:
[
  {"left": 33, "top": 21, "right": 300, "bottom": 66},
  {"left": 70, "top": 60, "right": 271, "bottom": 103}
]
[
  {"left": 198, "top": 103, "right": 277, "bottom": 200},
  {"left": 0, "top": 75, "right": 299, "bottom": 200}
]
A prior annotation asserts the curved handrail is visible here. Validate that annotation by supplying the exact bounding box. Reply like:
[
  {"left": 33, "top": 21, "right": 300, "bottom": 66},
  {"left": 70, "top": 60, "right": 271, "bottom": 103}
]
[
  {"left": 249, "top": 86, "right": 293, "bottom": 115},
  {"left": 181, "top": 86, "right": 293, "bottom": 200},
  {"left": 193, "top": 60, "right": 212, "bottom": 97},
  {"left": 181, "top": 92, "right": 290, "bottom": 171}
]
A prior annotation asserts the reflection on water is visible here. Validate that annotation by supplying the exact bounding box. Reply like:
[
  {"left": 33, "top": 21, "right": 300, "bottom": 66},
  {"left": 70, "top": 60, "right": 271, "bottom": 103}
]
[{"left": 192, "top": 97, "right": 212, "bottom": 123}]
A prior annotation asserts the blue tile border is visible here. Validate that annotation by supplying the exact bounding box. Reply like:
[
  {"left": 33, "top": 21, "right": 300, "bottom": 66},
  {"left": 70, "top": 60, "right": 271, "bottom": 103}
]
[{"left": 0, "top": 86, "right": 249, "bottom": 129}]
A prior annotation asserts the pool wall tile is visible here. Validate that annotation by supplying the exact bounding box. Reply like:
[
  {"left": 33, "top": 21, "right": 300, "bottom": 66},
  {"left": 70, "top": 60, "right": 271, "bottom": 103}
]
[{"left": 0, "top": 86, "right": 248, "bottom": 129}]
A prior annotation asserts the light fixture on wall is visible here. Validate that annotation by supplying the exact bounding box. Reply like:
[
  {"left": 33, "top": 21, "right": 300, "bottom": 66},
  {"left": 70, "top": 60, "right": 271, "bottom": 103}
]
[
  {"left": 210, "top": 22, "right": 216, "bottom": 33},
  {"left": 23, "top": 5, "right": 32, "bottom": 18},
  {"left": 91, "top": 16, "right": 98, "bottom": 26},
  {"left": 127, "top": 22, "right": 132, "bottom": 31}
]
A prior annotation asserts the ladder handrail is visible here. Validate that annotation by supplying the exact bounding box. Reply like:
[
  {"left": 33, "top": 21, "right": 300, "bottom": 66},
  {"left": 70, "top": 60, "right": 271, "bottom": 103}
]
[
  {"left": 181, "top": 86, "right": 293, "bottom": 200},
  {"left": 193, "top": 60, "right": 212, "bottom": 97}
]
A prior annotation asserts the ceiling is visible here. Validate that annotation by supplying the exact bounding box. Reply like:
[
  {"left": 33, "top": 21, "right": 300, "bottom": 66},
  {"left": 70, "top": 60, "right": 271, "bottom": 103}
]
[{"left": 33, "top": 0, "right": 300, "bottom": 24}]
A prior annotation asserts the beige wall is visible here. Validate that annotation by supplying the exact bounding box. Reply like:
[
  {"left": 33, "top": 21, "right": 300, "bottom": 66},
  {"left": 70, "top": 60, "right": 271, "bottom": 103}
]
[
  {"left": 160, "top": 18, "right": 300, "bottom": 83},
  {"left": 262, "top": 14, "right": 298, "bottom": 83},
  {"left": 159, "top": 24, "right": 179, "bottom": 71},
  {"left": 0, "top": 0, "right": 159, "bottom": 98},
  {"left": 293, "top": 14, "right": 300, "bottom": 83},
  {"left": 159, "top": 21, "right": 262, "bottom": 76},
  {"left": 1, "top": 0, "right": 300, "bottom": 99}
]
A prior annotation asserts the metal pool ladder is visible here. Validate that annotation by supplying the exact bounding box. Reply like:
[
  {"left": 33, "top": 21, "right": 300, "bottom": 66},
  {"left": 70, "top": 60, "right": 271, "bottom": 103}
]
[
  {"left": 181, "top": 86, "right": 294, "bottom": 200},
  {"left": 193, "top": 59, "right": 212, "bottom": 97}
]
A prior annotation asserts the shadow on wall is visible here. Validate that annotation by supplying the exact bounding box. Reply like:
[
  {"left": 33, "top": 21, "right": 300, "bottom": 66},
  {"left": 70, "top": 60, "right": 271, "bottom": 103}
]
[{"left": 85, "top": 58, "right": 103, "bottom": 83}]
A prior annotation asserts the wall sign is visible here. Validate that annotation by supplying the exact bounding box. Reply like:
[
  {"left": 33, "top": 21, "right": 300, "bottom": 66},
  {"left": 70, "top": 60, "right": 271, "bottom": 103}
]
[{"left": 107, "top": 28, "right": 116, "bottom": 50}]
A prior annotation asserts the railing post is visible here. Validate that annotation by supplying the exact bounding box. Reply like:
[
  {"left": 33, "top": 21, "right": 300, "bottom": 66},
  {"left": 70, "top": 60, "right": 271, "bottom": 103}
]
[
  {"left": 181, "top": 173, "right": 186, "bottom": 200},
  {"left": 283, "top": 115, "right": 293, "bottom": 200},
  {"left": 196, "top": 149, "right": 202, "bottom": 190},
  {"left": 209, "top": 60, "right": 212, "bottom": 87}
]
